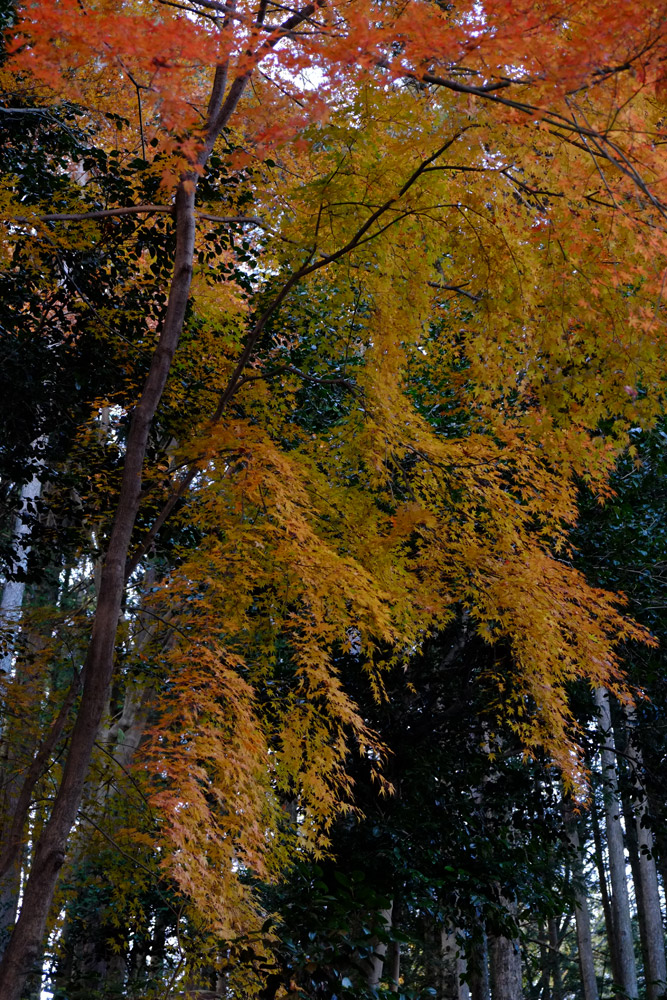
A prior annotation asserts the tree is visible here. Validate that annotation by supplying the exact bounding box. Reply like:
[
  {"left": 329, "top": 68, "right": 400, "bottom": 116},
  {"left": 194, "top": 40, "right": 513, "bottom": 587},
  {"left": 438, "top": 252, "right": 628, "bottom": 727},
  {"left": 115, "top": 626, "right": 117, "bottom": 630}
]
[{"left": 3, "top": 1, "right": 667, "bottom": 997}]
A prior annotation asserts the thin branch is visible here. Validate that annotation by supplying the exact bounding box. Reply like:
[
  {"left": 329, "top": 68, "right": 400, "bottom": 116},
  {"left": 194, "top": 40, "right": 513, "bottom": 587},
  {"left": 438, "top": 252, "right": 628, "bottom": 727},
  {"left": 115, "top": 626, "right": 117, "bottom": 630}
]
[
  {"left": 233, "top": 363, "right": 358, "bottom": 393},
  {"left": 125, "top": 129, "right": 479, "bottom": 574},
  {"left": 427, "top": 280, "right": 481, "bottom": 303},
  {"left": 0, "top": 670, "right": 81, "bottom": 880},
  {"left": 10, "top": 206, "right": 276, "bottom": 226},
  {"left": 135, "top": 82, "right": 146, "bottom": 160},
  {"left": 78, "top": 811, "right": 168, "bottom": 889},
  {"left": 13, "top": 205, "right": 172, "bottom": 223}
]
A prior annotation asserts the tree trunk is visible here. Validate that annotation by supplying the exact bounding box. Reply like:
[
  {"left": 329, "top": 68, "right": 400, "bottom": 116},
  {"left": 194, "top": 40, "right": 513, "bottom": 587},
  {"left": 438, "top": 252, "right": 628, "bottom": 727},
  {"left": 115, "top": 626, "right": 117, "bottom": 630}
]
[
  {"left": 622, "top": 707, "right": 667, "bottom": 1000},
  {"left": 0, "top": 182, "right": 199, "bottom": 1000},
  {"left": 590, "top": 785, "right": 620, "bottom": 985},
  {"left": 537, "top": 919, "right": 550, "bottom": 1000},
  {"left": 53, "top": 573, "right": 162, "bottom": 998},
  {"left": 388, "top": 935, "right": 400, "bottom": 993},
  {"left": 489, "top": 931, "right": 522, "bottom": 1000},
  {"left": 0, "top": 458, "right": 43, "bottom": 678},
  {"left": 594, "top": 687, "right": 639, "bottom": 1000},
  {"left": 468, "top": 924, "right": 491, "bottom": 1000},
  {"left": 0, "top": 467, "right": 45, "bottom": 953},
  {"left": 547, "top": 918, "right": 563, "bottom": 1000},
  {"left": 0, "top": 58, "right": 258, "bottom": 997},
  {"left": 565, "top": 811, "right": 599, "bottom": 1000},
  {"left": 433, "top": 928, "right": 469, "bottom": 1000},
  {"left": 366, "top": 904, "right": 393, "bottom": 989}
]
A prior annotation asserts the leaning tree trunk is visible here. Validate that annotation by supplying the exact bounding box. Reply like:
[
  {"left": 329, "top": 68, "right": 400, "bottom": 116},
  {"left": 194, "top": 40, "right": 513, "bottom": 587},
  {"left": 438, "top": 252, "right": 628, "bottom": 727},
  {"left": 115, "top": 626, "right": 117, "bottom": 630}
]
[
  {"left": 53, "top": 590, "right": 161, "bottom": 999},
  {"left": 0, "top": 179, "right": 199, "bottom": 997},
  {"left": 594, "top": 687, "right": 639, "bottom": 1000},
  {"left": 0, "top": 68, "right": 239, "bottom": 994}
]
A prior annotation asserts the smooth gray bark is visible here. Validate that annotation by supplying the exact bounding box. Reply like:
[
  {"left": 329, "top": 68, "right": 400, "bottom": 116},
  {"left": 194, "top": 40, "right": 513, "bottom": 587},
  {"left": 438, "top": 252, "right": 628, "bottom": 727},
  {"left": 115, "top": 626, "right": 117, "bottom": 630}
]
[
  {"left": 441, "top": 930, "right": 470, "bottom": 1000},
  {"left": 547, "top": 918, "right": 563, "bottom": 1000},
  {"left": 590, "top": 788, "right": 620, "bottom": 985}
]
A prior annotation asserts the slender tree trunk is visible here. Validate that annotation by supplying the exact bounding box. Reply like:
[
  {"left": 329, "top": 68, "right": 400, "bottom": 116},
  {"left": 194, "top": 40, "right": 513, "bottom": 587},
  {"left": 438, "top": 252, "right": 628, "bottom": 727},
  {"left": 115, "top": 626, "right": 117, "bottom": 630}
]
[
  {"left": 0, "top": 467, "right": 44, "bottom": 951},
  {"left": 0, "top": 57, "right": 260, "bottom": 996},
  {"left": 469, "top": 924, "right": 491, "bottom": 1000},
  {"left": 591, "top": 786, "right": 620, "bottom": 985},
  {"left": 53, "top": 574, "right": 162, "bottom": 997},
  {"left": 547, "top": 918, "right": 563, "bottom": 1000},
  {"left": 565, "top": 810, "right": 599, "bottom": 1000},
  {"left": 388, "top": 936, "right": 400, "bottom": 992},
  {"left": 0, "top": 466, "right": 43, "bottom": 677},
  {"left": 538, "top": 919, "right": 550, "bottom": 1000},
  {"left": 594, "top": 687, "right": 639, "bottom": 1000},
  {"left": 622, "top": 707, "right": 667, "bottom": 1000},
  {"left": 366, "top": 904, "right": 394, "bottom": 989},
  {"left": 621, "top": 773, "right": 649, "bottom": 985},
  {"left": 0, "top": 176, "right": 199, "bottom": 1000}
]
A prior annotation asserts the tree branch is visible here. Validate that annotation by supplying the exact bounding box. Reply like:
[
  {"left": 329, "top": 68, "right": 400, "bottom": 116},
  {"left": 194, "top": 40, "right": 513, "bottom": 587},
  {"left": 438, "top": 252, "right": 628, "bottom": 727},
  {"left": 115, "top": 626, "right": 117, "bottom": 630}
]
[{"left": 125, "top": 130, "right": 474, "bottom": 574}]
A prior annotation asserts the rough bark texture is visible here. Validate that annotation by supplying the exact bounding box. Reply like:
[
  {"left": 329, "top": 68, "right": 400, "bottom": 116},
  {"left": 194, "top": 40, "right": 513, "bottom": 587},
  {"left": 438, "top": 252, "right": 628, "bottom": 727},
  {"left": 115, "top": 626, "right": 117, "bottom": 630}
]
[
  {"left": 489, "top": 931, "right": 522, "bottom": 1000},
  {"left": 594, "top": 687, "right": 639, "bottom": 1000}
]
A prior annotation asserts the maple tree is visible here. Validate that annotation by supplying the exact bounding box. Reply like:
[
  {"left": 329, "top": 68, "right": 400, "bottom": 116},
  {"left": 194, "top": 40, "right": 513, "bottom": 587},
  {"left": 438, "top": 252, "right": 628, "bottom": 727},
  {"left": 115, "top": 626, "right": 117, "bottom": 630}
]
[{"left": 3, "top": 0, "right": 667, "bottom": 996}]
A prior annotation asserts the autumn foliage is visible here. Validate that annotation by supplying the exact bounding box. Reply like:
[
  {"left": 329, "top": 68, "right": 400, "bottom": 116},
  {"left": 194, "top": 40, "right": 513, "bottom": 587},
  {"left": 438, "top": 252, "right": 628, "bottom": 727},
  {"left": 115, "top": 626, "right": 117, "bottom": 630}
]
[{"left": 2, "top": 0, "right": 667, "bottom": 995}]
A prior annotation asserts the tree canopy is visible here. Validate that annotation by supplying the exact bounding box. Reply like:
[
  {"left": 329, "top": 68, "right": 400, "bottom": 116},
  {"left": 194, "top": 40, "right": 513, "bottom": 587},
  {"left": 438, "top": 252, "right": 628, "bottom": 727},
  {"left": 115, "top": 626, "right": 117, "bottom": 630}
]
[{"left": 2, "top": 1, "right": 667, "bottom": 997}]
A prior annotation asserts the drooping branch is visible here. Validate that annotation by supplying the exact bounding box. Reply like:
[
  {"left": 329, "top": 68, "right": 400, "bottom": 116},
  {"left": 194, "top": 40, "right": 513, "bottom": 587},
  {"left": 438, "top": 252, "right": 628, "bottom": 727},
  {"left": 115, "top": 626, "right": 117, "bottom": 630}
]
[
  {"left": 126, "top": 130, "right": 473, "bottom": 574},
  {"left": 0, "top": 5, "right": 338, "bottom": 994}
]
